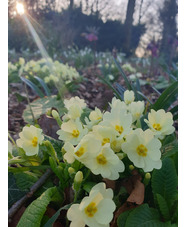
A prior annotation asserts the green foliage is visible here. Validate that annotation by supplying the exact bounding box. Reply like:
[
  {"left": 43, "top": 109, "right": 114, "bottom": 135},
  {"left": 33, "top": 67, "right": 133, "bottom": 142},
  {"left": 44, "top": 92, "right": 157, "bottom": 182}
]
[
  {"left": 151, "top": 81, "right": 178, "bottom": 111},
  {"left": 44, "top": 135, "right": 63, "bottom": 160},
  {"left": 23, "top": 95, "right": 65, "bottom": 124},
  {"left": 8, "top": 173, "right": 27, "bottom": 208},
  {"left": 34, "top": 76, "right": 51, "bottom": 96},
  {"left": 20, "top": 76, "right": 45, "bottom": 98},
  {"left": 156, "top": 193, "right": 170, "bottom": 221},
  {"left": 15, "top": 172, "right": 38, "bottom": 190},
  {"left": 151, "top": 158, "right": 178, "bottom": 205},
  {"left": 43, "top": 203, "right": 72, "bottom": 227},
  {"left": 17, "top": 187, "right": 62, "bottom": 227},
  {"left": 117, "top": 204, "right": 168, "bottom": 227}
]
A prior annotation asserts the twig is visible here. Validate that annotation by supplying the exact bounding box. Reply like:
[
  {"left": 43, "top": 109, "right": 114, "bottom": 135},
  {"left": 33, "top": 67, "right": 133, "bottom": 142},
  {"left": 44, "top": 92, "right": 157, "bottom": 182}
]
[{"left": 8, "top": 168, "right": 52, "bottom": 221}]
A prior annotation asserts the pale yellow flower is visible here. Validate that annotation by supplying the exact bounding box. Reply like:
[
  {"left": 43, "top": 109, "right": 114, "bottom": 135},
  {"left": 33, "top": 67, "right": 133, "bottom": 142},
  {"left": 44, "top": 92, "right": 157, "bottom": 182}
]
[
  {"left": 121, "top": 128, "right": 162, "bottom": 172},
  {"left": 57, "top": 118, "right": 88, "bottom": 145},
  {"left": 100, "top": 106, "right": 132, "bottom": 138},
  {"left": 16, "top": 125, "right": 44, "bottom": 156},
  {"left": 144, "top": 109, "right": 175, "bottom": 139},
  {"left": 128, "top": 101, "right": 145, "bottom": 122},
  {"left": 67, "top": 183, "right": 116, "bottom": 227},
  {"left": 85, "top": 144, "right": 125, "bottom": 180},
  {"left": 124, "top": 90, "right": 135, "bottom": 105},
  {"left": 64, "top": 97, "right": 86, "bottom": 110}
]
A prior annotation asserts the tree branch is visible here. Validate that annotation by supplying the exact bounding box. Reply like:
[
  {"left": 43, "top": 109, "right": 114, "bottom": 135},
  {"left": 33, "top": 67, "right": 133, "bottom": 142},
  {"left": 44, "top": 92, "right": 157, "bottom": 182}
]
[{"left": 8, "top": 168, "right": 52, "bottom": 221}]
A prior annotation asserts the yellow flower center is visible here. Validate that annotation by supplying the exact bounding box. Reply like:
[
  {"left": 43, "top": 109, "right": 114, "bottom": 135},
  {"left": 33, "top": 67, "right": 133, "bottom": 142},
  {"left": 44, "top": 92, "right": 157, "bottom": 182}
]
[
  {"left": 72, "top": 129, "right": 80, "bottom": 137},
  {"left": 32, "top": 137, "right": 38, "bottom": 147},
  {"left": 96, "top": 154, "right": 107, "bottom": 165},
  {"left": 136, "top": 144, "right": 148, "bottom": 157},
  {"left": 102, "top": 138, "right": 110, "bottom": 146},
  {"left": 153, "top": 123, "right": 162, "bottom": 131},
  {"left": 135, "top": 112, "right": 141, "bottom": 118},
  {"left": 84, "top": 202, "right": 98, "bottom": 217},
  {"left": 115, "top": 125, "right": 123, "bottom": 134},
  {"left": 75, "top": 147, "right": 85, "bottom": 157}
]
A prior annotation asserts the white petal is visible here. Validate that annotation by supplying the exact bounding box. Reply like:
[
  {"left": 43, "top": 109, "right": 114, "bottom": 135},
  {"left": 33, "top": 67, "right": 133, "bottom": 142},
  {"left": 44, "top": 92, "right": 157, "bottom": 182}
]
[{"left": 95, "top": 199, "right": 116, "bottom": 224}]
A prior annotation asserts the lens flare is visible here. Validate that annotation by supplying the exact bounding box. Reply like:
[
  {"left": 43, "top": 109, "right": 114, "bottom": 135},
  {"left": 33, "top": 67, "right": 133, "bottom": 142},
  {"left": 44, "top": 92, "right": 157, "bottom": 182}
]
[{"left": 16, "top": 2, "right": 25, "bottom": 15}]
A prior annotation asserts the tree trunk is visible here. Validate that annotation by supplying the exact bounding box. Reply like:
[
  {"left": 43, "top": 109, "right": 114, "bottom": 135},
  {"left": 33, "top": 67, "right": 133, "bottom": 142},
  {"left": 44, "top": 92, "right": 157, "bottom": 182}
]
[
  {"left": 123, "top": 0, "right": 136, "bottom": 56},
  {"left": 69, "top": 0, "right": 74, "bottom": 11},
  {"left": 160, "top": 0, "right": 178, "bottom": 64}
]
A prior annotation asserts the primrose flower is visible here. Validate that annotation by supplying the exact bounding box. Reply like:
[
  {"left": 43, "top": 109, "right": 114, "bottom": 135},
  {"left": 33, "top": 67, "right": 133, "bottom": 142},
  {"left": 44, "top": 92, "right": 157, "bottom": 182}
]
[
  {"left": 128, "top": 101, "right": 145, "bottom": 122},
  {"left": 57, "top": 118, "right": 88, "bottom": 145},
  {"left": 16, "top": 125, "right": 44, "bottom": 156},
  {"left": 89, "top": 108, "right": 103, "bottom": 121},
  {"left": 74, "top": 134, "right": 102, "bottom": 163},
  {"left": 85, "top": 144, "right": 125, "bottom": 180},
  {"left": 64, "top": 96, "right": 86, "bottom": 110},
  {"left": 67, "top": 183, "right": 116, "bottom": 227},
  {"left": 109, "top": 97, "right": 127, "bottom": 112},
  {"left": 121, "top": 128, "right": 162, "bottom": 172},
  {"left": 100, "top": 106, "right": 132, "bottom": 138},
  {"left": 144, "top": 109, "right": 175, "bottom": 139},
  {"left": 124, "top": 90, "right": 135, "bottom": 105},
  {"left": 85, "top": 108, "right": 103, "bottom": 130}
]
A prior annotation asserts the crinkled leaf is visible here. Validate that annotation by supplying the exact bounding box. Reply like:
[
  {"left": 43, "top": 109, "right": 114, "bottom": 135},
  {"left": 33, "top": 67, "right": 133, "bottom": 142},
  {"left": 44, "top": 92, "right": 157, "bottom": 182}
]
[
  {"left": 15, "top": 172, "right": 38, "bottom": 190},
  {"left": 125, "top": 204, "right": 165, "bottom": 227},
  {"left": 8, "top": 173, "right": 27, "bottom": 209},
  {"left": 156, "top": 193, "right": 170, "bottom": 221},
  {"left": 17, "top": 187, "right": 61, "bottom": 227},
  {"left": 152, "top": 158, "right": 178, "bottom": 207},
  {"left": 23, "top": 95, "right": 65, "bottom": 124}
]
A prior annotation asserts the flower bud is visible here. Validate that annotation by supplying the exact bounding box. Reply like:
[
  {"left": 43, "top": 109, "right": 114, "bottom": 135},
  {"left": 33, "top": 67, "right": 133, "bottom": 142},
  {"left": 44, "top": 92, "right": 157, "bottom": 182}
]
[
  {"left": 129, "top": 164, "right": 135, "bottom": 171},
  {"left": 52, "top": 110, "right": 62, "bottom": 126},
  {"left": 124, "top": 90, "right": 135, "bottom": 105},
  {"left": 116, "top": 153, "right": 125, "bottom": 160},
  {"left": 74, "top": 171, "right": 83, "bottom": 184},
  {"left": 145, "top": 172, "right": 151, "bottom": 180},
  {"left": 52, "top": 109, "right": 59, "bottom": 119},
  {"left": 68, "top": 167, "right": 75, "bottom": 175}
]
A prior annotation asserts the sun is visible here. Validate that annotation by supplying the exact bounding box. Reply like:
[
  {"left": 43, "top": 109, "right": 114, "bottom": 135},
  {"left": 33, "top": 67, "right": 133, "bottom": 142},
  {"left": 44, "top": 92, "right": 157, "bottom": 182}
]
[{"left": 16, "top": 2, "right": 25, "bottom": 15}]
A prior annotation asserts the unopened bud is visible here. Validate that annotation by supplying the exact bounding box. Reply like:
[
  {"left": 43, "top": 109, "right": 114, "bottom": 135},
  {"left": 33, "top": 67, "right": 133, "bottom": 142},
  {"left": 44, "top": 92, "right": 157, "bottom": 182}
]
[
  {"left": 74, "top": 171, "right": 83, "bottom": 183},
  {"left": 116, "top": 153, "right": 125, "bottom": 160},
  {"left": 52, "top": 110, "right": 62, "bottom": 126},
  {"left": 145, "top": 172, "right": 151, "bottom": 180},
  {"left": 68, "top": 167, "right": 75, "bottom": 175},
  {"left": 129, "top": 165, "right": 135, "bottom": 171},
  {"left": 52, "top": 109, "right": 59, "bottom": 119}
]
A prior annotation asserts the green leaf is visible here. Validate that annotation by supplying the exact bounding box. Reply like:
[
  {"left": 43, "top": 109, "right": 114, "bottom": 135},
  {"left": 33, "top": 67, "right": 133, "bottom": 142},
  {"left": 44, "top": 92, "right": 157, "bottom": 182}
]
[
  {"left": 117, "top": 209, "right": 134, "bottom": 227},
  {"left": 83, "top": 182, "right": 97, "bottom": 193},
  {"left": 156, "top": 193, "right": 170, "bottom": 221},
  {"left": 152, "top": 81, "right": 178, "bottom": 111},
  {"left": 15, "top": 172, "right": 38, "bottom": 190},
  {"left": 9, "top": 165, "right": 50, "bottom": 173},
  {"left": 124, "top": 204, "right": 166, "bottom": 227},
  {"left": 8, "top": 173, "right": 27, "bottom": 208},
  {"left": 96, "top": 74, "right": 122, "bottom": 99},
  {"left": 20, "top": 76, "right": 45, "bottom": 98},
  {"left": 44, "top": 135, "right": 63, "bottom": 160},
  {"left": 113, "top": 58, "right": 132, "bottom": 90},
  {"left": 34, "top": 76, "right": 51, "bottom": 96},
  {"left": 44, "top": 203, "right": 72, "bottom": 227},
  {"left": 151, "top": 158, "right": 178, "bottom": 207},
  {"left": 17, "top": 187, "right": 61, "bottom": 227},
  {"left": 23, "top": 95, "right": 65, "bottom": 124}
]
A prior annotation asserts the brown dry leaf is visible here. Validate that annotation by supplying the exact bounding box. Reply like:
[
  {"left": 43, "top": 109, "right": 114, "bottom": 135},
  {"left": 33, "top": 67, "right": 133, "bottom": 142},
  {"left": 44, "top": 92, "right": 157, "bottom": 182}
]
[
  {"left": 103, "top": 178, "right": 116, "bottom": 190},
  {"left": 127, "top": 179, "right": 145, "bottom": 204},
  {"left": 38, "top": 114, "right": 60, "bottom": 139}
]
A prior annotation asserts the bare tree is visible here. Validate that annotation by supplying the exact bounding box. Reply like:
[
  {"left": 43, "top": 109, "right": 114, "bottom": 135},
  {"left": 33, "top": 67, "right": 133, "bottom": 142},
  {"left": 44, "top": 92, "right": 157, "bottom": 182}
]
[{"left": 123, "top": 0, "right": 136, "bottom": 55}]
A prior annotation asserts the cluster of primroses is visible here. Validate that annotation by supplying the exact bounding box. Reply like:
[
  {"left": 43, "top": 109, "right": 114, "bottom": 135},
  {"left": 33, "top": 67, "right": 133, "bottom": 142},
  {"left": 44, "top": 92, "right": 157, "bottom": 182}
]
[
  {"left": 8, "top": 57, "right": 80, "bottom": 85},
  {"left": 15, "top": 90, "right": 175, "bottom": 227}
]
